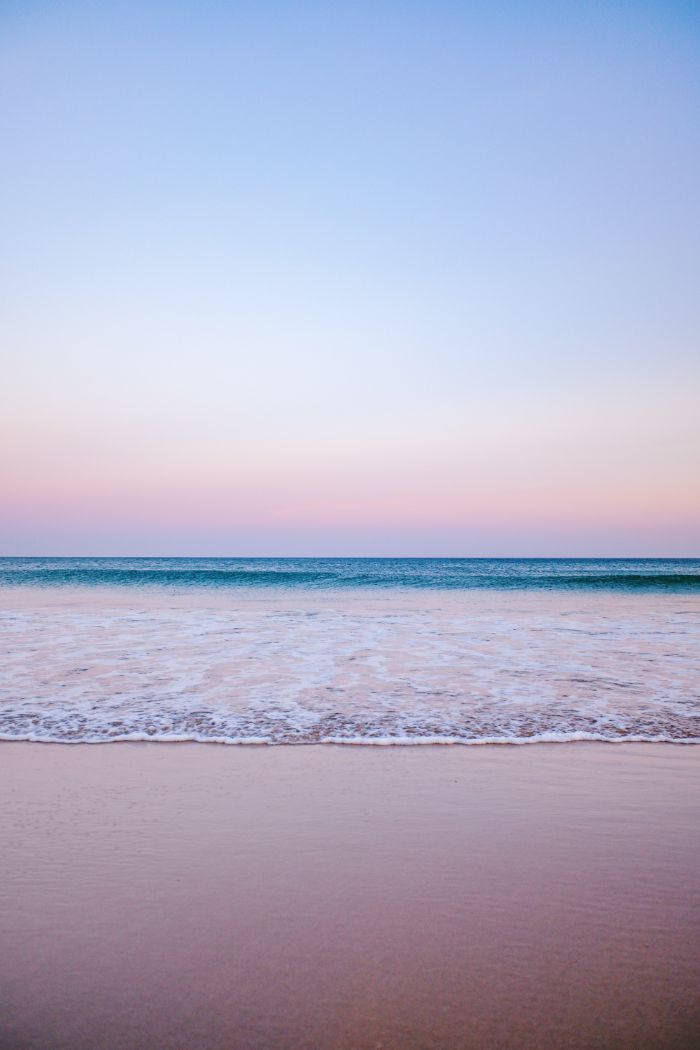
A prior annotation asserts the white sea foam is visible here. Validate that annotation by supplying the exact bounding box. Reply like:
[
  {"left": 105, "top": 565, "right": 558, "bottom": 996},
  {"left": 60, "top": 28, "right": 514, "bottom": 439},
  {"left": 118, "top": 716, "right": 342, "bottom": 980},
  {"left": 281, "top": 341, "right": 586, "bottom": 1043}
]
[
  {"left": 1, "top": 586, "right": 699, "bottom": 745},
  {"left": 2, "top": 732, "right": 699, "bottom": 747}
]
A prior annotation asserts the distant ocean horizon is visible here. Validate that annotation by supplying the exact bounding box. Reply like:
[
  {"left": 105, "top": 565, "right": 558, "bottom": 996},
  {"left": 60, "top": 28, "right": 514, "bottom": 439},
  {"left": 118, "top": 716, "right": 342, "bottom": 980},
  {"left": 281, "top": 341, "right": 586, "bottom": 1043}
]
[{"left": 2, "top": 556, "right": 700, "bottom": 591}]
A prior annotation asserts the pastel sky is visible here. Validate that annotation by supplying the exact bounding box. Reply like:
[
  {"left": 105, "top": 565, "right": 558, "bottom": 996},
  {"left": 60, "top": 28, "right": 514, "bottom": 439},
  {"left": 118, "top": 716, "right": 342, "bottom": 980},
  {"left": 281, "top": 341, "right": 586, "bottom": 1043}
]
[{"left": 2, "top": 0, "right": 699, "bottom": 555}]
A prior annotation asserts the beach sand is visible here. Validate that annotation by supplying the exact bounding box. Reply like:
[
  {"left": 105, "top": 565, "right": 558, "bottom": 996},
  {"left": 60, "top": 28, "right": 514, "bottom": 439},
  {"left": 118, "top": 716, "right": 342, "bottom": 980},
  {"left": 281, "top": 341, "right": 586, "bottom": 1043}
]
[{"left": 1, "top": 742, "right": 699, "bottom": 1049}]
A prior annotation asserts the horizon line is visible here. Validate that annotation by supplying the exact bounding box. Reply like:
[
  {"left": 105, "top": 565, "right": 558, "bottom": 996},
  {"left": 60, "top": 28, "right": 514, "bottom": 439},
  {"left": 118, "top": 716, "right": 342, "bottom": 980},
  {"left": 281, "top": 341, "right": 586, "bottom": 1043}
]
[{"left": 2, "top": 554, "right": 699, "bottom": 561}]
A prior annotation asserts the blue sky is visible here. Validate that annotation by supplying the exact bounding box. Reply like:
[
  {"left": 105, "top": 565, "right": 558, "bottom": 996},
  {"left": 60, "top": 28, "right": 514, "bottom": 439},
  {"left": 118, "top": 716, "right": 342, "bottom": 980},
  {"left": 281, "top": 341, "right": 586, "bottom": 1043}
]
[{"left": 2, "top": 0, "right": 699, "bottom": 554}]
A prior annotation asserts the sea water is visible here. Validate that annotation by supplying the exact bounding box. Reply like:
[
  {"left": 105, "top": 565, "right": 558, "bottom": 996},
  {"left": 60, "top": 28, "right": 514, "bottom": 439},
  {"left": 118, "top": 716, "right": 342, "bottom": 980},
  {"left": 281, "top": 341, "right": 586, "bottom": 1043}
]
[{"left": 1, "top": 558, "right": 698, "bottom": 744}]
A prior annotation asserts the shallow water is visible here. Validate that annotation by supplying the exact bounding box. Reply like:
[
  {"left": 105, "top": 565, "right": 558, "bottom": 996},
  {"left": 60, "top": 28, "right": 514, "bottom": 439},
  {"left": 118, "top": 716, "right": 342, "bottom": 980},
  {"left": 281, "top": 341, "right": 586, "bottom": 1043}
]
[{"left": 1, "top": 579, "right": 698, "bottom": 744}]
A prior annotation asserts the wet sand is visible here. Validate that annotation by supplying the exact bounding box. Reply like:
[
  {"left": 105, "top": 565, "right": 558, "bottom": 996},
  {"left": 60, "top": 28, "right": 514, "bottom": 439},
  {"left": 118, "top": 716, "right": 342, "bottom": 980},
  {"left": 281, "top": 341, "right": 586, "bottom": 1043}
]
[{"left": 1, "top": 743, "right": 699, "bottom": 1049}]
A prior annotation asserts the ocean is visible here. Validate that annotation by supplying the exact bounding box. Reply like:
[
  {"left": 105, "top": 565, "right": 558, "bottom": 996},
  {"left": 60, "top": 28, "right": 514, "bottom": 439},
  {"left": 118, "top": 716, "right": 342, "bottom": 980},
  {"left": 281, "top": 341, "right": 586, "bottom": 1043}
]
[{"left": 1, "top": 557, "right": 699, "bottom": 745}]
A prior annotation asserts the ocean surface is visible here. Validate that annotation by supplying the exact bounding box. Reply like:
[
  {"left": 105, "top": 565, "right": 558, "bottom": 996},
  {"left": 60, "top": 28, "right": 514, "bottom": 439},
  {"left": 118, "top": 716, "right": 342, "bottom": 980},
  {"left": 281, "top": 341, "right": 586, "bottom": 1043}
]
[
  {"left": 2, "top": 556, "right": 700, "bottom": 590},
  {"left": 1, "top": 557, "right": 699, "bottom": 745}
]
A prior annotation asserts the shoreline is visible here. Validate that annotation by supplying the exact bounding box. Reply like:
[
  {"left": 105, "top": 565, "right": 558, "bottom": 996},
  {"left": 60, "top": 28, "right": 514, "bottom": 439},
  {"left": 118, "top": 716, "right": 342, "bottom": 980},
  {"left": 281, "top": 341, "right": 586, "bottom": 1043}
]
[{"left": 2, "top": 736, "right": 700, "bottom": 746}]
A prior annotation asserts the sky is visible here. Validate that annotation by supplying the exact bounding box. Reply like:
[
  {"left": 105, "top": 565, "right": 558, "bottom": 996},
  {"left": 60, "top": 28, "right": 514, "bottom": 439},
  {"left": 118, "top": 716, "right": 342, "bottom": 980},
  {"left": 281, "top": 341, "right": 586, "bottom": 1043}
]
[{"left": 1, "top": 0, "right": 699, "bottom": 556}]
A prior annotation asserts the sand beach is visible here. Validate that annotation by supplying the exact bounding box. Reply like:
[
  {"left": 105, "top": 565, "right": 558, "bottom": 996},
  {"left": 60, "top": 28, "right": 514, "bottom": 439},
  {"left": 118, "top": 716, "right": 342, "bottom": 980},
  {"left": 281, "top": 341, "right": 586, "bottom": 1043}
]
[{"left": 2, "top": 741, "right": 699, "bottom": 1049}]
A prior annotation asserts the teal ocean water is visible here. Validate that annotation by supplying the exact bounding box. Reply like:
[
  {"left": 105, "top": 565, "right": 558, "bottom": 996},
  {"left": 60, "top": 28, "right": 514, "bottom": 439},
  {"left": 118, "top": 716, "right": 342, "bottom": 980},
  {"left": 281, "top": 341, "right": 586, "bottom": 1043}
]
[
  {"left": 1, "top": 557, "right": 699, "bottom": 590},
  {"left": 1, "top": 558, "right": 699, "bottom": 745}
]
